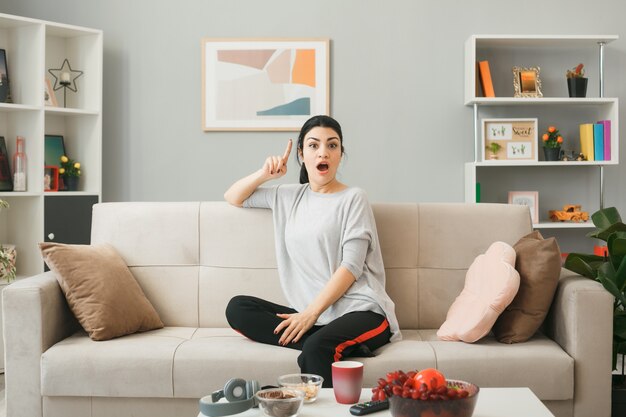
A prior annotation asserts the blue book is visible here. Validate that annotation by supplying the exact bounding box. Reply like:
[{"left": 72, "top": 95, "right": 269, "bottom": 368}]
[
  {"left": 597, "top": 120, "right": 611, "bottom": 161},
  {"left": 593, "top": 123, "right": 604, "bottom": 161}
]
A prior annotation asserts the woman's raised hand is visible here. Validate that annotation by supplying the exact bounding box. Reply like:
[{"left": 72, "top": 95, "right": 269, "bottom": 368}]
[{"left": 262, "top": 139, "right": 292, "bottom": 180}]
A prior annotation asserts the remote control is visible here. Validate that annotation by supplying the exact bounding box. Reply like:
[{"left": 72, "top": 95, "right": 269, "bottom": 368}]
[{"left": 349, "top": 399, "right": 389, "bottom": 415}]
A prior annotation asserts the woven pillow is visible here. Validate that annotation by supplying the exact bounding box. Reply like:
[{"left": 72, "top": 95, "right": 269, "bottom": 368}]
[
  {"left": 437, "top": 241, "right": 520, "bottom": 343},
  {"left": 39, "top": 242, "right": 163, "bottom": 341},
  {"left": 493, "top": 231, "right": 561, "bottom": 343}
]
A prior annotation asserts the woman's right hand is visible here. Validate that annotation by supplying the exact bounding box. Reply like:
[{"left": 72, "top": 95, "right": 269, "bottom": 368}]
[
  {"left": 261, "top": 139, "right": 292, "bottom": 180},
  {"left": 224, "top": 139, "right": 293, "bottom": 207}
]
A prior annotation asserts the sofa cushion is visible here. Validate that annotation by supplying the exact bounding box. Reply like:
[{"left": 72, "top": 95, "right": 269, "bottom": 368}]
[
  {"left": 39, "top": 242, "right": 163, "bottom": 341},
  {"left": 437, "top": 242, "right": 520, "bottom": 342},
  {"left": 41, "top": 328, "right": 190, "bottom": 397},
  {"left": 420, "top": 330, "right": 573, "bottom": 400},
  {"left": 40, "top": 328, "right": 573, "bottom": 401},
  {"left": 493, "top": 231, "right": 561, "bottom": 343}
]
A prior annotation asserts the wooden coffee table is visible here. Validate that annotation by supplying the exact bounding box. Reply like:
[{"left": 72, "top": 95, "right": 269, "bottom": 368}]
[{"left": 215, "top": 387, "right": 555, "bottom": 416}]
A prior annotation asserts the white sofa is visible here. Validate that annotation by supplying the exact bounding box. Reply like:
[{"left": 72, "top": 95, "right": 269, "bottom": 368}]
[{"left": 3, "top": 202, "right": 613, "bottom": 417}]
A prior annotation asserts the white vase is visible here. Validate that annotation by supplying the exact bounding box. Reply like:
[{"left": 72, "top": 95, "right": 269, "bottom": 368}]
[{"left": 0, "top": 244, "right": 17, "bottom": 282}]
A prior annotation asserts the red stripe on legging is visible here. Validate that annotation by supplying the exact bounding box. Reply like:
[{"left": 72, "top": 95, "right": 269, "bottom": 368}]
[{"left": 333, "top": 318, "right": 389, "bottom": 362}]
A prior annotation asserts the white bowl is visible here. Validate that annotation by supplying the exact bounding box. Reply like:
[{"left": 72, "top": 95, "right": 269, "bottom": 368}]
[{"left": 277, "top": 373, "right": 324, "bottom": 403}]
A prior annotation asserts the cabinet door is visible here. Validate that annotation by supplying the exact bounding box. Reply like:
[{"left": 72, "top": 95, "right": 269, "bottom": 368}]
[{"left": 44, "top": 195, "right": 99, "bottom": 244}]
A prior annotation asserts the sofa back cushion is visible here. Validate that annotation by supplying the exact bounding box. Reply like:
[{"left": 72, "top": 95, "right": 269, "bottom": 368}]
[{"left": 91, "top": 202, "right": 532, "bottom": 329}]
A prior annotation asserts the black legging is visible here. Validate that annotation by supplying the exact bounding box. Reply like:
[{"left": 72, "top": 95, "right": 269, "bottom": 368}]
[{"left": 225, "top": 295, "right": 391, "bottom": 388}]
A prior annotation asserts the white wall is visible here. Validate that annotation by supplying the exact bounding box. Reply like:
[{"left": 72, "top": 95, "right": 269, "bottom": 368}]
[{"left": 1, "top": 0, "right": 625, "bottom": 251}]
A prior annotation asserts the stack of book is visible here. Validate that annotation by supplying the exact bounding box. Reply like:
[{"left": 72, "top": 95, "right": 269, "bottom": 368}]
[{"left": 579, "top": 120, "right": 611, "bottom": 161}]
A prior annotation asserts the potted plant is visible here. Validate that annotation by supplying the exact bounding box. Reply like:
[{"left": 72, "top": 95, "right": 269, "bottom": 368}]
[
  {"left": 566, "top": 63, "right": 588, "bottom": 98},
  {"left": 59, "top": 155, "right": 82, "bottom": 191},
  {"left": 541, "top": 126, "right": 564, "bottom": 161},
  {"left": 0, "top": 199, "right": 16, "bottom": 282},
  {"left": 485, "top": 142, "right": 502, "bottom": 160},
  {"left": 564, "top": 207, "right": 626, "bottom": 417}
]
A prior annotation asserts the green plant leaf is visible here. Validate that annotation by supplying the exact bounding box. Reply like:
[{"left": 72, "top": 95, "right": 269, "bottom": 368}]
[
  {"left": 615, "top": 314, "right": 626, "bottom": 341},
  {"left": 608, "top": 234, "right": 626, "bottom": 286},
  {"left": 592, "top": 207, "right": 622, "bottom": 229},
  {"left": 615, "top": 257, "right": 626, "bottom": 293},
  {"left": 587, "top": 207, "right": 624, "bottom": 240},
  {"left": 608, "top": 233, "right": 626, "bottom": 256},
  {"left": 599, "top": 261, "right": 617, "bottom": 278},
  {"left": 608, "top": 234, "right": 622, "bottom": 263},
  {"left": 564, "top": 253, "right": 602, "bottom": 278},
  {"left": 598, "top": 268, "right": 626, "bottom": 307},
  {"left": 588, "top": 222, "right": 626, "bottom": 241}
]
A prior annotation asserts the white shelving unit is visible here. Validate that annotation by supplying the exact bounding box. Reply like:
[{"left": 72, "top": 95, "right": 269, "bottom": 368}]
[
  {"left": 0, "top": 13, "right": 102, "bottom": 280},
  {"left": 465, "top": 35, "right": 619, "bottom": 237}
]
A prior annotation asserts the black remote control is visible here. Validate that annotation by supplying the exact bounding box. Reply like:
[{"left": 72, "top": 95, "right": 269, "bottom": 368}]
[{"left": 349, "top": 399, "right": 389, "bottom": 415}]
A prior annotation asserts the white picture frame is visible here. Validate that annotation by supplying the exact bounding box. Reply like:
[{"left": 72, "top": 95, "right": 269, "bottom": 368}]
[{"left": 509, "top": 191, "right": 539, "bottom": 224}]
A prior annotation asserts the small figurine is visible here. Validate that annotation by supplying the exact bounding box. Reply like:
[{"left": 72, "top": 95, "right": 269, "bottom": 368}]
[
  {"left": 576, "top": 153, "right": 586, "bottom": 161},
  {"left": 549, "top": 204, "right": 589, "bottom": 222},
  {"left": 561, "top": 149, "right": 576, "bottom": 161}
]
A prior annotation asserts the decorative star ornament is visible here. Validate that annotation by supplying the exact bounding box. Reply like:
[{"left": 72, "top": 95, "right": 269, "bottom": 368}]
[{"left": 48, "top": 59, "right": 83, "bottom": 92}]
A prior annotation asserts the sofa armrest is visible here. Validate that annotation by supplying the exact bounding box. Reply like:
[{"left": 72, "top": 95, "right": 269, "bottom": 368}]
[
  {"left": 544, "top": 268, "right": 613, "bottom": 417},
  {"left": 2, "top": 272, "right": 78, "bottom": 417}
]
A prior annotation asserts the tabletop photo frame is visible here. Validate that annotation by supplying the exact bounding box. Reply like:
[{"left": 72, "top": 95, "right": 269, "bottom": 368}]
[
  {"left": 513, "top": 66, "right": 543, "bottom": 98},
  {"left": 482, "top": 118, "right": 538, "bottom": 162},
  {"left": 0, "top": 136, "right": 13, "bottom": 191},
  {"left": 0, "top": 49, "right": 11, "bottom": 103},
  {"left": 509, "top": 191, "right": 539, "bottom": 224},
  {"left": 45, "top": 134, "right": 66, "bottom": 167},
  {"left": 202, "top": 38, "right": 329, "bottom": 131},
  {"left": 45, "top": 78, "right": 58, "bottom": 106},
  {"left": 44, "top": 165, "right": 59, "bottom": 192}
]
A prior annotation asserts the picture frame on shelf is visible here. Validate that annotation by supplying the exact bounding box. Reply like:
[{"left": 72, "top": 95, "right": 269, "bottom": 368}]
[
  {"left": 509, "top": 191, "right": 539, "bottom": 224},
  {"left": 481, "top": 118, "right": 538, "bottom": 162},
  {"left": 202, "top": 38, "right": 330, "bottom": 131},
  {"left": 44, "top": 166, "right": 59, "bottom": 192},
  {"left": 0, "top": 136, "right": 13, "bottom": 191},
  {"left": 513, "top": 66, "right": 543, "bottom": 98},
  {"left": 44, "top": 134, "right": 66, "bottom": 168},
  {"left": 44, "top": 78, "right": 58, "bottom": 106},
  {"left": 0, "top": 49, "right": 11, "bottom": 103}
]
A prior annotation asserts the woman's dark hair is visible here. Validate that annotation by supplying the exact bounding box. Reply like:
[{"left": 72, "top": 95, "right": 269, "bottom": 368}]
[{"left": 296, "top": 115, "right": 344, "bottom": 184}]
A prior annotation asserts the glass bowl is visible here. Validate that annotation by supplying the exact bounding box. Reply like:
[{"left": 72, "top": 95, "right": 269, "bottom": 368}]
[
  {"left": 255, "top": 387, "right": 305, "bottom": 417},
  {"left": 388, "top": 380, "right": 479, "bottom": 417},
  {"left": 277, "top": 373, "right": 324, "bottom": 403}
]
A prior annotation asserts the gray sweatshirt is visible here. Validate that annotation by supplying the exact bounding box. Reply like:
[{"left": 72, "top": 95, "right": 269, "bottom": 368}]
[{"left": 244, "top": 183, "right": 401, "bottom": 341}]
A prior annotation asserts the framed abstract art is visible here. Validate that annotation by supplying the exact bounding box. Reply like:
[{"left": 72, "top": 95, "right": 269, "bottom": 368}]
[{"left": 202, "top": 38, "right": 329, "bottom": 131}]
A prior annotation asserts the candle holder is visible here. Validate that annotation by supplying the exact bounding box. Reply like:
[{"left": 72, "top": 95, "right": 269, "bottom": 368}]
[{"left": 48, "top": 59, "right": 83, "bottom": 108}]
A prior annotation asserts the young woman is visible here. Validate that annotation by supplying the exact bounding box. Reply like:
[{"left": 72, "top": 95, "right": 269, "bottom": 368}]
[{"left": 224, "top": 115, "right": 400, "bottom": 387}]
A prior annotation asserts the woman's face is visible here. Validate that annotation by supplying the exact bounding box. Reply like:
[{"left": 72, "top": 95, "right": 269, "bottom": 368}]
[{"left": 299, "top": 126, "right": 343, "bottom": 189}]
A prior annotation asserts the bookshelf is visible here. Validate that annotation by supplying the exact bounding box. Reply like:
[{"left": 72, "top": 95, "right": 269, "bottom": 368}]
[
  {"left": 0, "top": 12, "right": 102, "bottom": 280},
  {"left": 464, "top": 35, "right": 619, "bottom": 246}
]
